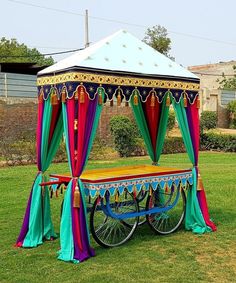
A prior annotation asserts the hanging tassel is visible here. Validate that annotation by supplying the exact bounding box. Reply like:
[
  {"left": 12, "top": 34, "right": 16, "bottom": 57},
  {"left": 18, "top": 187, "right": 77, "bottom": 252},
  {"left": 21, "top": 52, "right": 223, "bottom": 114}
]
[
  {"left": 150, "top": 92, "right": 155, "bottom": 107},
  {"left": 74, "top": 119, "right": 78, "bottom": 130},
  {"left": 98, "top": 90, "right": 103, "bottom": 105},
  {"left": 74, "top": 150, "right": 78, "bottom": 161},
  {"left": 73, "top": 184, "right": 80, "bottom": 208},
  {"left": 97, "top": 196, "right": 101, "bottom": 205},
  {"left": 117, "top": 90, "right": 121, "bottom": 106},
  {"left": 198, "top": 174, "right": 204, "bottom": 191},
  {"left": 133, "top": 91, "right": 139, "bottom": 105},
  {"left": 197, "top": 95, "right": 200, "bottom": 108},
  {"left": 115, "top": 191, "right": 119, "bottom": 202},
  {"left": 166, "top": 93, "right": 171, "bottom": 106},
  {"left": 80, "top": 88, "right": 85, "bottom": 103},
  {"left": 183, "top": 92, "right": 188, "bottom": 107},
  {"left": 50, "top": 188, "right": 53, "bottom": 198},
  {"left": 74, "top": 91, "right": 79, "bottom": 100},
  {"left": 133, "top": 186, "right": 137, "bottom": 199},
  {"left": 50, "top": 89, "right": 59, "bottom": 105},
  {"left": 165, "top": 185, "right": 169, "bottom": 193},
  {"left": 61, "top": 90, "right": 66, "bottom": 103},
  {"left": 38, "top": 90, "right": 44, "bottom": 103},
  {"left": 60, "top": 185, "right": 63, "bottom": 195},
  {"left": 149, "top": 187, "right": 152, "bottom": 196}
]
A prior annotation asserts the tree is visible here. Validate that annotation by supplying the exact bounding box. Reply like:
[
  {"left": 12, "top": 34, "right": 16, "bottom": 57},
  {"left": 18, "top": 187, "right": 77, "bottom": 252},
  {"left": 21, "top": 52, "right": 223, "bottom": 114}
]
[
  {"left": 0, "top": 37, "right": 54, "bottom": 66},
  {"left": 217, "top": 65, "right": 236, "bottom": 90},
  {"left": 143, "top": 25, "right": 173, "bottom": 59}
]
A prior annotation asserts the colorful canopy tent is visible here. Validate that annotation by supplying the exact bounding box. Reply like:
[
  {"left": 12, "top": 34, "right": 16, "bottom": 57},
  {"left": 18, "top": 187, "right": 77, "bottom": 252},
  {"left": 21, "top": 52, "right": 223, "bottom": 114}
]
[{"left": 16, "top": 30, "right": 216, "bottom": 263}]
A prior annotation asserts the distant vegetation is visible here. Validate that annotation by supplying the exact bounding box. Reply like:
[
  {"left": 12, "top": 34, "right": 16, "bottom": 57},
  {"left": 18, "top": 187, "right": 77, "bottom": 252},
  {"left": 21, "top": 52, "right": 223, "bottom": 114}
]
[
  {"left": 143, "top": 25, "right": 174, "bottom": 60},
  {"left": 0, "top": 37, "right": 54, "bottom": 66}
]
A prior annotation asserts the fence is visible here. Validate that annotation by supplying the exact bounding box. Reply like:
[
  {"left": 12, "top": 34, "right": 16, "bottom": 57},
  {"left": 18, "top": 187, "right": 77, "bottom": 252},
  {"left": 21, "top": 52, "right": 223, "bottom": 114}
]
[
  {"left": 221, "top": 90, "right": 236, "bottom": 106},
  {"left": 0, "top": 72, "right": 37, "bottom": 98}
]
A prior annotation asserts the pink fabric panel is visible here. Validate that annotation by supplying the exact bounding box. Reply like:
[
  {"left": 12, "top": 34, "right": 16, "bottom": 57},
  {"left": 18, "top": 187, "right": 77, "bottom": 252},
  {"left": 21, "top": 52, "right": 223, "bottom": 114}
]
[{"left": 198, "top": 189, "right": 217, "bottom": 231}]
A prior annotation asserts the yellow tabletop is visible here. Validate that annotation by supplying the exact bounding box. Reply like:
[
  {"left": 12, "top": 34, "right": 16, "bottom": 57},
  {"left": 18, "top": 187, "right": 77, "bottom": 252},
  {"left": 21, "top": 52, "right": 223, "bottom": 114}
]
[{"left": 51, "top": 165, "right": 191, "bottom": 183}]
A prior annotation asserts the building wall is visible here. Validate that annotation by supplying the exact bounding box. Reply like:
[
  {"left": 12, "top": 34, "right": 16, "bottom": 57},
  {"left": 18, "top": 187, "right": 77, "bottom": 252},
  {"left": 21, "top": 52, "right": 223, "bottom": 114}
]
[
  {"left": 0, "top": 96, "right": 133, "bottom": 145},
  {"left": 188, "top": 61, "right": 236, "bottom": 90},
  {"left": 189, "top": 61, "right": 236, "bottom": 128},
  {"left": 0, "top": 97, "right": 38, "bottom": 143},
  {"left": 97, "top": 103, "right": 133, "bottom": 140}
]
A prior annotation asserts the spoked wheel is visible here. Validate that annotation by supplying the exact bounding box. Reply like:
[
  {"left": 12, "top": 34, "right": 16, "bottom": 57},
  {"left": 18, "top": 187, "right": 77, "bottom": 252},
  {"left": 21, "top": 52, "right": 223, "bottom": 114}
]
[
  {"left": 146, "top": 186, "right": 186, "bottom": 235},
  {"left": 90, "top": 190, "right": 139, "bottom": 248}
]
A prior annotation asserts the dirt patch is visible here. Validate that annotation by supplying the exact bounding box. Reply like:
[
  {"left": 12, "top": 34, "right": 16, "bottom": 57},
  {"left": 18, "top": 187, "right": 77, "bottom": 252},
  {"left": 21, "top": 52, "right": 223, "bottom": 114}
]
[{"left": 196, "top": 245, "right": 236, "bottom": 282}]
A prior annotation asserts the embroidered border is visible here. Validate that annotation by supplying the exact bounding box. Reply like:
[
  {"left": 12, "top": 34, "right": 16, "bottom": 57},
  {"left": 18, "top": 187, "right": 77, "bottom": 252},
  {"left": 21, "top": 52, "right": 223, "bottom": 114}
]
[{"left": 37, "top": 71, "right": 200, "bottom": 92}]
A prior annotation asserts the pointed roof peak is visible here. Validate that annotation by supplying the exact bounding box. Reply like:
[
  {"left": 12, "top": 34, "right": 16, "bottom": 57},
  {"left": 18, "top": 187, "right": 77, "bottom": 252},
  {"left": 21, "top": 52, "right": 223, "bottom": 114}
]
[{"left": 38, "top": 30, "right": 198, "bottom": 80}]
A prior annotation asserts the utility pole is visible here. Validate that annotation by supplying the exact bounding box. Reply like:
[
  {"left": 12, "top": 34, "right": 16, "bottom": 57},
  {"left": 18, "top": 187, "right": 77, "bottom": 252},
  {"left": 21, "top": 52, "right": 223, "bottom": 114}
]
[{"left": 85, "top": 9, "right": 89, "bottom": 48}]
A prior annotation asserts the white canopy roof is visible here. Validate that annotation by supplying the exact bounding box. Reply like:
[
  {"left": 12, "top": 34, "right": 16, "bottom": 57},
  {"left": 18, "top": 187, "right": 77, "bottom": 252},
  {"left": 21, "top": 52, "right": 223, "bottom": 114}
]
[{"left": 38, "top": 30, "right": 198, "bottom": 80}]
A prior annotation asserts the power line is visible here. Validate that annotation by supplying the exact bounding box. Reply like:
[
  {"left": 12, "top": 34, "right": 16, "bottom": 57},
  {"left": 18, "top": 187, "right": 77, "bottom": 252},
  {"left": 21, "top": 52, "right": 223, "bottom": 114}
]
[
  {"left": 6, "top": 0, "right": 236, "bottom": 47},
  {"left": 7, "top": 0, "right": 84, "bottom": 17},
  {"left": 0, "top": 47, "right": 84, "bottom": 58},
  {"left": 28, "top": 45, "right": 78, "bottom": 50}
]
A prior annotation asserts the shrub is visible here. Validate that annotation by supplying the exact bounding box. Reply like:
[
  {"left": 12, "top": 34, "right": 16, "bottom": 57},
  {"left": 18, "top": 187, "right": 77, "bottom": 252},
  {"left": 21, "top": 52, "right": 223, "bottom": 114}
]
[
  {"left": 200, "top": 111, "right": 217, "bottom": 131},
  {"left": 133, "top": 137, "right": 147, "bottom": 156},
  {"left": 109, "top": 116, "right": 139, "bottom": 157},
  {"left": 201, "top": 132, "right": 236, "bottom": 152},
  {"left": 0, "top": 137, "right": 68, "bottom": 166},
  {"left": 0, "top": 140, "right": 36, "bottom": 166},
  {"left": 227, "top": 100, "right": 236, "bottom": 129},
  {"left": 162, "top": 137, "right": 185, "bottom": 154}
]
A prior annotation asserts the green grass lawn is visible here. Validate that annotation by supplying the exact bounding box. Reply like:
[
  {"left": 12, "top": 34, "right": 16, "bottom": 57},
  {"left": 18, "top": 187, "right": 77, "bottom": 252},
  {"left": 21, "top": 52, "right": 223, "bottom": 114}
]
[{"left": 0, "top": 152, "right": 236, "bottom": 283}]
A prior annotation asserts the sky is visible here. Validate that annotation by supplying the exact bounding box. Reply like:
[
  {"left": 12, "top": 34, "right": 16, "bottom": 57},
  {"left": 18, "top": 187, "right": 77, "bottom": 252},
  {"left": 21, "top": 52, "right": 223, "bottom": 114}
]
[{"left": 1, "top": 0, "right": 236, "bottom": 67}]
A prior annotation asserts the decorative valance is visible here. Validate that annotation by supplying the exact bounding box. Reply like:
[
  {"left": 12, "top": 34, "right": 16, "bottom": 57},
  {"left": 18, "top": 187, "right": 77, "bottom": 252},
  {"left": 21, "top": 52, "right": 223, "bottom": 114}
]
[{"left": 37, "top": 71, "right": 200, "bottom": 105}]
